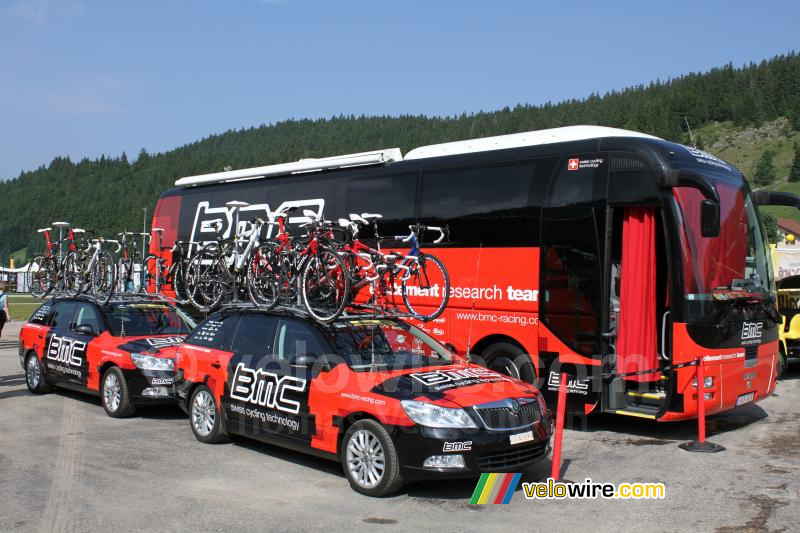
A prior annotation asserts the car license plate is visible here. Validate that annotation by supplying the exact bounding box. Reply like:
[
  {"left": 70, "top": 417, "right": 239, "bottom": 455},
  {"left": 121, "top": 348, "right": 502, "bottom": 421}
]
[
  {"left": 736, "top": 392, "right": 755, "bottom": 406},
  {"left": 509, "top": 431, "right": 534, "bottom": 446}
]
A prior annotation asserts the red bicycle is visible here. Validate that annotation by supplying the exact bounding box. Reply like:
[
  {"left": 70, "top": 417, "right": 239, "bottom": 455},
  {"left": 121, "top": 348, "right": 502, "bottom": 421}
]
[{"left": 249, "top": 208, "right": 350, "bottom": 322}]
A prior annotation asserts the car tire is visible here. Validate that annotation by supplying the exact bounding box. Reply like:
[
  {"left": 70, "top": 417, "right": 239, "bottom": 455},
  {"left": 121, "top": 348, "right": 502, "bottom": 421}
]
[
  {"left": 482, "top": 342, "right": 536, "bottom": 383},
  {"left": 341, "top": 419, "right": 404, "bottom": 497},
  {"left": 189, "top": 385, "right": 228, "bottom": 444},
  {"left": 101, "top": 367, "right": 136, "bottom": 418},
  {"left": 25, "top": 353, "right": 51, "bottom": 394}
]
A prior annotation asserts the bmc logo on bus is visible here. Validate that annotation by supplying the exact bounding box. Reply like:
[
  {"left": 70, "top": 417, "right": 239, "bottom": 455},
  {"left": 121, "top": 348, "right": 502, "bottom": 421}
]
[
  {"left": 189, "top": 198, "right": 325, "bottom": 249},
  {"left": 741, "top": 321, "right": 763, "bottom": 341}
]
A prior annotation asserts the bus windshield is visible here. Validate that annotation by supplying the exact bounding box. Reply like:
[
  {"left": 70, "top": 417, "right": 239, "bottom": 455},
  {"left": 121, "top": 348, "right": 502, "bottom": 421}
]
[{"left": 673, "top": 177, "right": 772, "bottom": 307}]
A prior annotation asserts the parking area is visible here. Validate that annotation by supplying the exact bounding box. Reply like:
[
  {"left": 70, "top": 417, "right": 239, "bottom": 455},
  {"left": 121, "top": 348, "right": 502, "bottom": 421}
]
[{"left": 1, "top": 319, "right": 798, "bottom": 533}]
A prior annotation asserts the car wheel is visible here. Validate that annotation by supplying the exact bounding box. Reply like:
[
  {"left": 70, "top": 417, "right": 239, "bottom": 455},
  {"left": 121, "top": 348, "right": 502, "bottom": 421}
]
[
  {"left": 102, "top": 367, "right": 135, "bottom": 418},
  {"left": 483, "top": 342, "right": 536, "bottom": 383},
  {"left": 25, "top": 353, "right": 51, "bottom": 394},
  {"left": 341, "top": 419, "right": 404, "bottom": 497},
  {"left": 190, "top": 385, "right": 228, "bottom": 444}
]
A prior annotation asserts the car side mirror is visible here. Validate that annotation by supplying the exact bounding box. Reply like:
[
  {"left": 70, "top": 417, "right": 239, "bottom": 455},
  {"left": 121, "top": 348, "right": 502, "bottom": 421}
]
[
  {"left": 74, "top": 324, "right": 98, "bottom": 337},
  {"left": 444, "top": 342, "right": 458, "bottom": 354},
  {"left": 291, "top": 353, "right": 318, "bottom": 369},
  {"left": 700, "top": 199, "right": 720, "bottom": 237}
]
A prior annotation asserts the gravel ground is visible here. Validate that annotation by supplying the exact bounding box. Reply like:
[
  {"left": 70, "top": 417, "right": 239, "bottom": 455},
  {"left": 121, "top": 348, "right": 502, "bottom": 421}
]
[{"left": 1, "top": 319, "right": 798, "bottom": 532}]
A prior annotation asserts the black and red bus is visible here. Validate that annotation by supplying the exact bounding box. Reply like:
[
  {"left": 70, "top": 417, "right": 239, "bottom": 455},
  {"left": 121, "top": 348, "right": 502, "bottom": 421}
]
[{"left": 151, "top": 125, "right": 782, "bottom": 421}]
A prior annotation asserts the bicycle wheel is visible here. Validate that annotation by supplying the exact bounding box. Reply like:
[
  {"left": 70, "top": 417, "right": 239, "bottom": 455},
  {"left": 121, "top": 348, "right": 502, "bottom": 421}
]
[
  {"left": 91, "top": 250, "right": 117, "bottom": 305},
  {"left": 171, "top": 261, "right": 191, "bottom": 304},
  {"left": 117, "top": 259, "right": 131, "bottom": 293},
  {"left": 63, "top": 252, "right": 81, "bottom": 296},
  {"left": 401, "top": 253, "right": 450, "bottom": 321},
  {"left": 142, "top": 255, "right": 160, "bottom": 294},
  {"left": 27, "top": 254, "right": 51, "bottom": 298},
  {"left": 186, "top": 251, "right": 226, "bottom": 311},
  {"left": 246, "top": 243, "right": 280, "bottom": 309},
  {"left": 301, "top": 247, "right": 351, "bottom": 323}
]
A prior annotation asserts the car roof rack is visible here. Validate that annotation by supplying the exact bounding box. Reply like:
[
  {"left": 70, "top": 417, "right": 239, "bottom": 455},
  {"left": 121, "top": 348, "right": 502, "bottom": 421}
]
[
  {"left": 215, "top": 301, "right": 416, "bottom": 323},
  {"left": 45, "top": 292, "right": 179, "bottom": 306}
]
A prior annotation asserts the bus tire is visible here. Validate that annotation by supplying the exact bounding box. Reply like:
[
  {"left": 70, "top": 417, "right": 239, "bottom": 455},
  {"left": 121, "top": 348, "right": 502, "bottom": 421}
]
[{"left": 482, "top": 342, "right": 536, "bottom": 383}]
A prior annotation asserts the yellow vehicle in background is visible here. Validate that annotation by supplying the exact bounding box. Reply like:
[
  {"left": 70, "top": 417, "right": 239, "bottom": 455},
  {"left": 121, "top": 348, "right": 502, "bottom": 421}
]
[{"left": 773, "top": 235, "right": 800, "bottom": 374}]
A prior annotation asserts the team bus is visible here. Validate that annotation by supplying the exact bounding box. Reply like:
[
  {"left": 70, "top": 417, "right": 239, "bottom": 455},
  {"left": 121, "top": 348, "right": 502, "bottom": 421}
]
[{"left": 151, "top": 125, "right": 783, "bottom": 421}]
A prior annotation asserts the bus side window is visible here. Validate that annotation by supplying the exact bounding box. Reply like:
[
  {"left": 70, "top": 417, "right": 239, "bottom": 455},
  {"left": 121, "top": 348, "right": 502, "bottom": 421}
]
[
  {"left": 418, "top": 161, "right": 538, "bottom": 247},
  {"left": 346, "top": 173, "right": 418, "bottom": 240}
]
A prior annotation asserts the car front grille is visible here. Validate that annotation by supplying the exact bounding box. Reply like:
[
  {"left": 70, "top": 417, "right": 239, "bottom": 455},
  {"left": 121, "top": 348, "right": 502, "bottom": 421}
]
[
  {"left": 476, "top": 441, "right": 548, "bottom": 470},
  {"left": 473, "top": 398, "right": 540, "bottom": 430}
]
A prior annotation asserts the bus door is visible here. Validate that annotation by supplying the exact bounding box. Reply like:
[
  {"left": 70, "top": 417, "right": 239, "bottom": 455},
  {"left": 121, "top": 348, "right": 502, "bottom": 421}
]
[{"left": 602, "top": 201, "right": 671, "bottom": 418}]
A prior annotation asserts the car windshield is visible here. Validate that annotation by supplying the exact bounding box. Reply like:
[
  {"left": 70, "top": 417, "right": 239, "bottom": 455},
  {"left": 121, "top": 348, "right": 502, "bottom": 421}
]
[
  {"left": 106, "top": 303, "right": 195, "bottom": 336},
  {"left": 673, "top": 176, "right": 773, "bottom": 305},
  {"left": 328, "top": 319, "right": 454, "bottom": 371}
]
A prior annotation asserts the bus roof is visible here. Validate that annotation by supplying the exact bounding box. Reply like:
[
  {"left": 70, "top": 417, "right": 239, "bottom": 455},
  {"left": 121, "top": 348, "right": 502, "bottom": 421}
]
[
  {"left": 404, "top": 125, "right": 660, "bottom": 160},
  {"left": 174, "top": 125, "right": 661, "bottom": 187}
]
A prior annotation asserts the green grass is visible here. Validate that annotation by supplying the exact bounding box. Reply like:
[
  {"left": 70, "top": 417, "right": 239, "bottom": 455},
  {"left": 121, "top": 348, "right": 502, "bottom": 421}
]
[
  {"left": 694, "top": 118, "right": 800, "bottom": 227},
  {"left": 6, "top": 294, "right": 42, "bottom": 321}
]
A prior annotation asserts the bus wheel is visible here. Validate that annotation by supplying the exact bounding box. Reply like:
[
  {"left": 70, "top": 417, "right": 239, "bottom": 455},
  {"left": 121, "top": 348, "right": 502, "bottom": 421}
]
[{"left": 482, "top": 342, "right": 535, "bottom": 383}]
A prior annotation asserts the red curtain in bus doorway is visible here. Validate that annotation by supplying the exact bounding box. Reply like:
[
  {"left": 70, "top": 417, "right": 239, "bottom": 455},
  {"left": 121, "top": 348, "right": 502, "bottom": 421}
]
[{"left": 617, "top": 207, "right": 659, "bottom": 382}]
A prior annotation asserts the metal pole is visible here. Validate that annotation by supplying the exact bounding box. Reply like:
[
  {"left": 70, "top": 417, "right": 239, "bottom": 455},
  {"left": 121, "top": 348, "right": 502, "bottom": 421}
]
[{"left": 550, "top": 371, "right": 568, "bottom": 480}]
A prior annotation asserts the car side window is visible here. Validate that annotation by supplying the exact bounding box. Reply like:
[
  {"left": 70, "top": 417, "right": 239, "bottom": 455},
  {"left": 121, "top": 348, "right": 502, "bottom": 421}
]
[
  {"left": 230, "top": 314, "right": 278, "bottom": 358},
  {"left": 275, "top": 320, "right": 326, "bottom": 362},
  {"left": 29, "top": 302, "right": 54, "bottom": 325},
  {"left": 50, "top": 302, "right": 78, "bottom": 330},
  {"left": 74, "top": 304, "right": 103, "bottom": 333},
  {"left": 186, "top": 313, "right": 239, "bottom": 350}
]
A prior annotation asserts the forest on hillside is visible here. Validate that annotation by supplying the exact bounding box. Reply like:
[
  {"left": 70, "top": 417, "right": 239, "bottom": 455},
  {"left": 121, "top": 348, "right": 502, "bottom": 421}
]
[{"left": 1, "top": 52, "right": 799, "bottom": 264}]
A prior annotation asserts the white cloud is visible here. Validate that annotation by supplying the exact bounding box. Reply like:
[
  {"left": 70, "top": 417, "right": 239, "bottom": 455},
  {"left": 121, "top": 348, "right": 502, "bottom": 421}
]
[{"left": 2, "top": 0, "right": 85, "bottom": 24}]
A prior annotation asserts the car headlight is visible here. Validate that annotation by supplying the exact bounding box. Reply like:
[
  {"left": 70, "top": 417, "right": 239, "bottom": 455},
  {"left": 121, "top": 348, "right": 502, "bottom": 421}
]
[
  {"left": 131, "top": 353, "right": 174, "bottom": 371},
  {"left": 400, "top": 400, "right": 477, "bottom": 429}
]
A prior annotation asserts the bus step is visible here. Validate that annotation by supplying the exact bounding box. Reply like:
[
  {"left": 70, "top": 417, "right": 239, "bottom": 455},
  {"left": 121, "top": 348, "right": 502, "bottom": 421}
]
[
  {"left": 625, "top": 390, "right": 666, "bottom": 407},
  {"left": 612, "top": 405, "right": 659, "bottom": 419}
]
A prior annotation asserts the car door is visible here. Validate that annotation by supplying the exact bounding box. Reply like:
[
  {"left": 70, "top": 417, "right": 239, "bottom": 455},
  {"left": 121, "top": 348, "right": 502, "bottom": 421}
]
[
  {"left": 222, "top": 313, "right": 280, "bottom": 436},
  {"left": 71, "top": 303, "right": 105, "bottom": 389},
  {"left": 42, "top": 301, "right": 82, "bottom": 384},
  {"left": 269, "top": 318, "right": 329, "bottom": 445}
]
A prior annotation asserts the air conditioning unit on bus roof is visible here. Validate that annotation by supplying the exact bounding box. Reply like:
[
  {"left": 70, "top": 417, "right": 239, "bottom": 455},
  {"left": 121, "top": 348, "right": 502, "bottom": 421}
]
[
  {"left": 174, "top": 125, "right": 659, "bottom": 187},
  {"left": 175, "top": 148, "right": 404, "bottom": 187}
]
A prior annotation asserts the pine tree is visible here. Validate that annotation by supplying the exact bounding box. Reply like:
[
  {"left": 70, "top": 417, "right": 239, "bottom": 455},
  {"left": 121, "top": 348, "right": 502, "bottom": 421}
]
[
  {"left": 790, "top": 143, "right": 800, "bottom": 183},
  {"left": 753, "top": 150, "right": 776, "bottom": 186}
]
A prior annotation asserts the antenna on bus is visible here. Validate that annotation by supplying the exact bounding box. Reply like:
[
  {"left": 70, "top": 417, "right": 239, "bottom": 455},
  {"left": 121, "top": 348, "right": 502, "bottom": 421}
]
[
  {"left": 465, "top": 243, "right": 483, "bottom": 361},
  {"left": 684, "top": 115, "right": 696, "bottom": 148}
]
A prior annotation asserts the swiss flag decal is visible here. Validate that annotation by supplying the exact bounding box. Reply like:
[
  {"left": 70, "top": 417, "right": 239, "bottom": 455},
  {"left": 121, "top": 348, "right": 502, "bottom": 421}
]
[{"left": 568, "top": 158, "right": 580, "bottom": 171}]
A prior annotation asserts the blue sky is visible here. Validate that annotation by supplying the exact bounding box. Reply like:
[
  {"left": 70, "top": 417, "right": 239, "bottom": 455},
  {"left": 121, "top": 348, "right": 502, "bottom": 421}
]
[{"left": 0, "top": 0, "right": 797, "bottom": 180}]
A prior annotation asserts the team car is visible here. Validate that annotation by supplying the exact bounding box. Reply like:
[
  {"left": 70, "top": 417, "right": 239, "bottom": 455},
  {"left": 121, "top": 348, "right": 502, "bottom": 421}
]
[
  {"left": 173, "top": 307, "right": 552, "bottom": 496},
  {"left": 20, "top": 295, "right": 195, "bottom": 417}
]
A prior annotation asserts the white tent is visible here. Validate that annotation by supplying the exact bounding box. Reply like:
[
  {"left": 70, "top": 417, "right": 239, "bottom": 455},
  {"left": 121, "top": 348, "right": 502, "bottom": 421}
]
[{"left": 0, "top": 263, "right": 36, "bottom": 293}]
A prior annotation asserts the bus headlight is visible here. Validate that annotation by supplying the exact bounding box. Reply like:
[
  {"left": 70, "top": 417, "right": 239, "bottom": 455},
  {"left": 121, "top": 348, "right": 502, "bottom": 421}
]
[
  {"left": 692, "top": 376, "right": 714, "bottom": 389},
  {"left": 401, "top": 400, "right": 477, "bottom": 429},
  {"left": 131, "top": 353, "right": 174, "bottom": 371}
]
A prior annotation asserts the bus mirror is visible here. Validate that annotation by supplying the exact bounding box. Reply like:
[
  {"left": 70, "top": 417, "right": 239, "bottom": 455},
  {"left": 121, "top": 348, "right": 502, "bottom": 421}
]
[{"left": 701, "top": 200, "right": 720, "bottom": 237}]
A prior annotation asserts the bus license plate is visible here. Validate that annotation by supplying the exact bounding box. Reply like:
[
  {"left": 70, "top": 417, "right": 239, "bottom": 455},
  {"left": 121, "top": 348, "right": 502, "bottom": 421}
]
[
  {"left": 736, "top": 392, "right": 755, "bottom": 406},
  {"left": 510, "top": 431, "right": 534, "bottom": 446}
]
